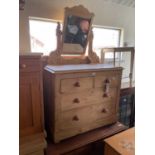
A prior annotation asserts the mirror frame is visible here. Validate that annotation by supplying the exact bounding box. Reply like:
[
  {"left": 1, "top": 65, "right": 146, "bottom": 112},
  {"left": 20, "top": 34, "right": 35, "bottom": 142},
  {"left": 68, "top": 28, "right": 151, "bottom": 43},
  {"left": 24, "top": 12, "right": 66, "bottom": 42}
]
[{"left": 61, "top": 5, "right": 94, "bottom": 55}]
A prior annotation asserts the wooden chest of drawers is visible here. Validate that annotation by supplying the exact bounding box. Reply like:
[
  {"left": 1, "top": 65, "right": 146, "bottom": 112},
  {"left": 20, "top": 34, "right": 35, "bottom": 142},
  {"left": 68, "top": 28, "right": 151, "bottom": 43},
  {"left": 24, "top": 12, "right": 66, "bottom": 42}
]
[
  {"left": 19, "top": 54, "right": 46, "bottom": 155},
  {"left": 43, "top": 64, "right": 122, "bottom": 143}
]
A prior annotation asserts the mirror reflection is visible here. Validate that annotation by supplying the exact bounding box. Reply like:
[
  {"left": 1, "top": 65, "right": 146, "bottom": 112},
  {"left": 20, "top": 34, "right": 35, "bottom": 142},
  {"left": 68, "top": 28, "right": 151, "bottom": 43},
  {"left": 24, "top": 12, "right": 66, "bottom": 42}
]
[
  {"left": 64, "top": 15, "right": 90, "bottom": 48},
  {"left": 62, "top": 15, "right": 91, "bottom": 54}
]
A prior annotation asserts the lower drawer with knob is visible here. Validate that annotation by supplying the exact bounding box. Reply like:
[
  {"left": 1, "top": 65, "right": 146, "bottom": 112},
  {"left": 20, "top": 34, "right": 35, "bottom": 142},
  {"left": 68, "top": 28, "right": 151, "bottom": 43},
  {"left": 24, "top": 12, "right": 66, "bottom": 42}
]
[
  {"left": 54, "top": 102, "right": 117, "bottom": 141},
  {"left": 92, "top": 102, "right": 116, "bottom": 121},
  {"left": 60, "top": 88, "right": 118, "bottom": 111},
  {"left": 59, "top": 102, "right": 116, "bottom": 130}
]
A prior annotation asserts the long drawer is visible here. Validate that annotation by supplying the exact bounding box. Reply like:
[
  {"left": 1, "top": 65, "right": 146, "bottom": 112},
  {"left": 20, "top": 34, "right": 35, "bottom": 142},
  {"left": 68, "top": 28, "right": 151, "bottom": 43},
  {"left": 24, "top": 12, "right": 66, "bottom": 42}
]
[
  {"left": 60, "top": 88, "right": 118, "bottom": 111},
  {"left": 55, "top": 114, "right": 117, "bottom": 142},
  {"left": 55, "top": 102, "right": 116, "bottom": 141},
  {"left": 59, "top": 102, "right": 116, "bottom": 130},
  {"left": 60, "top": 71, "right": 120, "bottom": 93}
]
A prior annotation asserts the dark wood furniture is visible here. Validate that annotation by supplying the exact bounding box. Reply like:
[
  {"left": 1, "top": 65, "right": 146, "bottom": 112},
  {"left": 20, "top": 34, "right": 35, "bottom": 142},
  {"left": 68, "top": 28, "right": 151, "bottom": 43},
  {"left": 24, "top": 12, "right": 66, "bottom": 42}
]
[
  {"left": 19, "top": 54, "right": 47, "bottom": 155},
  {"left": 19, "top": 0, "right": 26, "bottom": 10},
  {"left": 46, "top": 122, "right": 127, "bottom": 155},
  {"left": 119, "top": 87, "right": 135, "bottom": 128}
]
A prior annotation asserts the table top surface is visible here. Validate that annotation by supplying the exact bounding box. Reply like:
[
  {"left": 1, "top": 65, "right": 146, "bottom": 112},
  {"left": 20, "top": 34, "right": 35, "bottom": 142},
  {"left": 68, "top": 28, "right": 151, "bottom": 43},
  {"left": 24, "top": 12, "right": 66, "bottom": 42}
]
[
  {"left": 45, "top": 64, "right": 123, "bottom": 73},
  {"left": 104, "top": 127, "right": 135, "bottom": 155}
]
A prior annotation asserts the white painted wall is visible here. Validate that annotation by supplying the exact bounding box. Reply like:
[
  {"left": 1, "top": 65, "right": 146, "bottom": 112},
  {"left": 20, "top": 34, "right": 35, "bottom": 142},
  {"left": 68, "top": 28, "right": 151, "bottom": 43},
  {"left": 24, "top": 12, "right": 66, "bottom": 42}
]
[{"left": 19, "top": 0, "right": 135, "bottom": 53}]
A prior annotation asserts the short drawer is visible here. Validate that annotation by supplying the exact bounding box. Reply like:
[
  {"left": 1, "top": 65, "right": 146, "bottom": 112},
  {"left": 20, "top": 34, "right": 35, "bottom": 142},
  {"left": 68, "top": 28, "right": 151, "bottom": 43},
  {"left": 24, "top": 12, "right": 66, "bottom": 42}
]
[
  {"left": 93, "top": 88, "right": 118, "bottom": 103},
  {"left": 19, "top": 59, "right": 41, "bottom": 72},
  {"left": 95, "top": 72, "right": 121, "bottom": 88},
  {"left": 92, "top": 102, "right": 116, "bottom": 121},
  {"left": 60, "top": 77, "right": 94, "bottom": 93},
  {"left": 60, "top": 88, "right": 118, "bottom": 111}
]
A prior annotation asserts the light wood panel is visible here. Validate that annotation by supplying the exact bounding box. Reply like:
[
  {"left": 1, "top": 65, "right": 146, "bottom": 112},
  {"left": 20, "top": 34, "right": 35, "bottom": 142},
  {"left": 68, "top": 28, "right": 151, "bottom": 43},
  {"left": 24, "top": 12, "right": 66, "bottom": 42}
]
[
  {"left": 46, "top": 122, "right": 127, "bottom": 155},
  {"left": 43, "top": 64, "right": 122, "bottom": 143}
]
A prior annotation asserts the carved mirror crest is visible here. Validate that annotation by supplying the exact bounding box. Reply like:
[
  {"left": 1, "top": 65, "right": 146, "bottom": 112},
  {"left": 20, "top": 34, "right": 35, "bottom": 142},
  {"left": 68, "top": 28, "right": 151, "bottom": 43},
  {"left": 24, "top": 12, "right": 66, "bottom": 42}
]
[{"left": 62, "top": 5, "right": 94, "bottom": 54}]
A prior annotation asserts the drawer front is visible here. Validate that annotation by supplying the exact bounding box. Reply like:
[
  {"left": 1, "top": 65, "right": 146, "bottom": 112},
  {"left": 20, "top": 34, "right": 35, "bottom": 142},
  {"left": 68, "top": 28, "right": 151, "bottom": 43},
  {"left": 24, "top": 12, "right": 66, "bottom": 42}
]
[
  {"left": 95, "top": 72, "right": 121, "bottom": 88},
  {"left": 56, "top": 102, "right": 117, "bottom": 141},
  {"left": 55, "top": 114, "right": 117, "bottom": 142},
  {"left": 59, "top": 102, "right": 116, "bottom": 130},
  {"left": 60, "top": 88, "right": 118, "bottom": 111},
  {"left": 19, "top": 59, "right": 41, "bottom": 72},
  {"left": 60, "top": 77, "right": 94, "bottom": 93},
  {"left": 93, "top": 102, "right": 116, "bottom": 121},
  {"left": 60, "top": 89, "right": 94, "bottom": 111},
  {"left": 59, "top": 106, "right": 93, "bottom": 130}
]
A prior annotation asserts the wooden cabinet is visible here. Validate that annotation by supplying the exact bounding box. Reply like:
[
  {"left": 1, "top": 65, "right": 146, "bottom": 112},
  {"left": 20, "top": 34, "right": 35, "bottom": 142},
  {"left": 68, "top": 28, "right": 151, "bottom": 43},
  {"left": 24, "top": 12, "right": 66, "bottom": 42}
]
[
  {"left": 43, "top": 64, "right": 122, "bottom": 143},
  {"left": 19, "top": 54, "right": 46, "bottom": 155}
]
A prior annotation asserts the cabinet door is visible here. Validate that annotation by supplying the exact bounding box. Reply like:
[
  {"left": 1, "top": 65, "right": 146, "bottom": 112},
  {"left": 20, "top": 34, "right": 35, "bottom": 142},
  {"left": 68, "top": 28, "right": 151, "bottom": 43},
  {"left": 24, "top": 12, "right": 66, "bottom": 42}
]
[{"left": 19, "top": 74, "right": 42, "bottom": 137}]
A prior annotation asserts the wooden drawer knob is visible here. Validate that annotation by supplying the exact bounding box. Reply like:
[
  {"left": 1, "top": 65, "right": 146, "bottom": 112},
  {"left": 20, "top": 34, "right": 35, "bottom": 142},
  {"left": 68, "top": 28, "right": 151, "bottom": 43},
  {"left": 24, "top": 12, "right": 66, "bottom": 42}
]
[
  {"left": 74, "top": 81, "right": 80, "bottom": 87},
  {"left": 105, "top": 78, "right": 110, "bottom": 83},
  {"left": 103, "top": 93, "right": 109, "bottom": 97},
  {"left": 20, "top": 64, "right": 27, "bottom": 69},
  {"left": 72, "top": 115, "right": 79, "bottom": 121},
  {"left": 101, "top": 108, "right": 108, "bottom": 113},
  {"left": 73, "top": 98, "right": 80, "bottom": 103}
]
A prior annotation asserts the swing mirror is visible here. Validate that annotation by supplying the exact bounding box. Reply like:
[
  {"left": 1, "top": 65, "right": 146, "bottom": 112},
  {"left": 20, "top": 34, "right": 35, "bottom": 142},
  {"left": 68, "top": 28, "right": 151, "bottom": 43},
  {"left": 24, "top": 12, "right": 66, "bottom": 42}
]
[{"left": 61, "top": 5, "right": 94, "bottom": 55}]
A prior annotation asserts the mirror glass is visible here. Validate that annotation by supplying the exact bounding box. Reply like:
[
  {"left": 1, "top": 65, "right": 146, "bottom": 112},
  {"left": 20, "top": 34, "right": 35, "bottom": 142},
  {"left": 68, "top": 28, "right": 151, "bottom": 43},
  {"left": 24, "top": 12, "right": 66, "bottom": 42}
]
[{"left": 61, "top": 5, "right": 94, "bottom": 54}]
